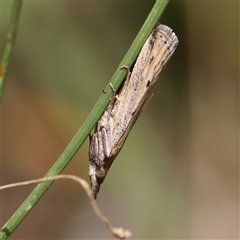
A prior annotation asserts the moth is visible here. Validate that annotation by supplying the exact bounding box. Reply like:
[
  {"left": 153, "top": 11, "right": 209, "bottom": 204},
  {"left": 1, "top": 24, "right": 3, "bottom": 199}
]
[{"left": 89, "top": 24, "right": 178, "bottom": 199}]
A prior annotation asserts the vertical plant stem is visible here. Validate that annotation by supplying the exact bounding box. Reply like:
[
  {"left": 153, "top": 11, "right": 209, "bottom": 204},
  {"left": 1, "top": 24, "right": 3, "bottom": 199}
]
[{"left": 0, "top": 0, "right": 22, "bottom": 101}]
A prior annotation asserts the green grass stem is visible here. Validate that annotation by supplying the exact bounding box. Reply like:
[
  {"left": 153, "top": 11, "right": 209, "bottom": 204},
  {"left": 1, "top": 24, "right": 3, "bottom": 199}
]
[{"left": 0, "top": 0, "right": 22, "bottom": 102}]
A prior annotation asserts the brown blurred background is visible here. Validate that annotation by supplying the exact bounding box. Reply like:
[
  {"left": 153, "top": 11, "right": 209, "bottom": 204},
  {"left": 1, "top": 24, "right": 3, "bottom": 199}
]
[{"left": 1, "top": 1, "right": 238, "bottom": 239}]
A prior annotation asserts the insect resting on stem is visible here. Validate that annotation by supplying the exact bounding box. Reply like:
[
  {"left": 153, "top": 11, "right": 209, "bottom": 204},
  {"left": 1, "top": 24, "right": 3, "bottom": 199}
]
[{"left": 88, "top": 24, "right": 179, "bottom": 199}]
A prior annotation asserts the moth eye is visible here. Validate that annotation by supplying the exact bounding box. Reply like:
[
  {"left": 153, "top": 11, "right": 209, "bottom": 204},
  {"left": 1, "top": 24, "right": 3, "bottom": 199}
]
[{"left": 96, "top": 171, "right": 106, "bottom": 183}]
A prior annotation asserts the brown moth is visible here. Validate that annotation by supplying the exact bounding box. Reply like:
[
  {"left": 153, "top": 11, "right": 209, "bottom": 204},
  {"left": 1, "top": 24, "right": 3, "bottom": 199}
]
[{"left": 89, "top": 24, "right": 178, "bottom": 199}]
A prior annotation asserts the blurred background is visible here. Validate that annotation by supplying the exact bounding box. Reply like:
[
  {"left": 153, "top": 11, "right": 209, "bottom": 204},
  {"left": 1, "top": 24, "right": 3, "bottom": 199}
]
[{"left": 1, "top": 1, "right": 238, "bottom": 239}]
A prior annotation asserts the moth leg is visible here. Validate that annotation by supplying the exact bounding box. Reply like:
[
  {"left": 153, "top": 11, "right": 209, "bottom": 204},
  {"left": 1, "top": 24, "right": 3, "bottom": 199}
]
[
  {"left": 89, "top": 133, "right": 99, "bottom": 164},
  {"left": 100, "top": 126, "right": 112, "bottom": 158},
  {"left": 109, "top": 64, "right": 131, "bottom": 97},
  {"left": 120, "top": 65, "right": 132, "bottom": 81},
  {"left": 102, "top": 87, "right": 107, "bottom": 93},
  {"left": 109, "top": 83, "right": 116, "bottom": 95},
  {"left": 103, "top": 83, "right": 118, "bottom": 118}
]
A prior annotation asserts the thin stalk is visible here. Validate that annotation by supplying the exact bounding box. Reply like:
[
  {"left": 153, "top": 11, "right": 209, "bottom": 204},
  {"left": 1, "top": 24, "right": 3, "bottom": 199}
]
[{"left": 0, "top": 0, "right": 22, "bottom": 101}]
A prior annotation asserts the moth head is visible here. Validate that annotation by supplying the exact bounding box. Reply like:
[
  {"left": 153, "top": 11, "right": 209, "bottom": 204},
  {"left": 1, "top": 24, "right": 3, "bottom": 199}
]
[{"left": 88, "top": 162, "right": 107, "bottom": 199}]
